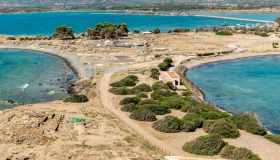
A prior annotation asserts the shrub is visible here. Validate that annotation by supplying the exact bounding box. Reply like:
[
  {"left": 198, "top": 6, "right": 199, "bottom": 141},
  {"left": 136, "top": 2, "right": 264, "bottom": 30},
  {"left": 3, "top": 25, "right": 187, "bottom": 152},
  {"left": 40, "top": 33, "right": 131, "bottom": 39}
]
[
  {"left": 181, "top": 90, "right": 192, "bottom": 97},
  {"left": 150, "top": 68, "right": 160, "bottom": 80},
  {"left": 161, "top": 96, "right": 189, "bottom": 109},
  {"left": 183, "top": 134, "right": 226, "bottom": 155},
  {"left": 53, "top": 26, "right": 75, "bottom": 40},
  {"left": 130, "top": 108, "right": 157, "bottom": 122},
  {"left": 200, "top": 111, "right": 229, "bottom": 120},
  {"left": 136, "top": 92, "right": 148, "bottom": 98},
  {"left": 152, "top": 116, "right": 184, "bottom": 133},
  {"left": 220, "top": 145, "right": 261, "bottom": 160},
  {"left": 153, "top": 28, "right": 161, "bottom": 34},
  {"left": 152, "top": 82, "right": 169, "bottom": 91},
  {"left": 132, "top": 83, "right": 152, "bottom": 93},
  {"left": 141, "top": 104, "right": 171, "bottom": 115},
  {"left": 182, "top": 121, "right": 197, "bottom": 132},
  {"left": 139, "top": 99, "right": 160, "bottom": 105},
  {"left": 109, "top": 87, "right": 134, "bottom": 95},
  {"left": 264, "top": 134, "right": 280, "bottom": 145},
  {"left": 110, "top": 75, "right": 139, "bottom": 87},
  {"left": 216, "top": 30, "right": 233, "bottom": 36},
  {"left": 173, "top": 28, "right": 191, "bottom": 33},
  {"left": 203, "top": 119, "right": 240, "bottom": 138},
  {"left": 151, "top": 89, "right": 177, "bottom": 100},
  {"left": 121, "top": 103, "right": 138, "bottom": 112},
  {"left": 64, "top": 94, "right": 89, "bottom": 103},
  {"left": 182, "top": 113, "right": 203, "bottom": 128},
  {"left": 231, "top": 113, "right": 267, "bottom": 136},
  {"left": 119, "top": 96, "right": 141, "bottom": 105},
  {"left": 158, "top": 57, "right": 173, "bottom": 71}
]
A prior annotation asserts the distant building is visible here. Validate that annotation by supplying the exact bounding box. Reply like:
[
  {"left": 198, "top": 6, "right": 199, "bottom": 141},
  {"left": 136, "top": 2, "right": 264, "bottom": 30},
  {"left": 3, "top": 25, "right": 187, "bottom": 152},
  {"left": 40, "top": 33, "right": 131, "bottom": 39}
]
[{"left": 159, "top": 71, "right": 180, "bottom": 88}]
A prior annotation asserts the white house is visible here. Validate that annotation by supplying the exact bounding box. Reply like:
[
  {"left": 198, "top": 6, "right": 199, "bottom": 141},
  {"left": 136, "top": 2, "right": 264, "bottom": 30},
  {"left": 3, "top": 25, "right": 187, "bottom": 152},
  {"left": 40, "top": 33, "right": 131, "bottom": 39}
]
[{"left": 159, "top": 71, "right": 180, "bottom": 88}]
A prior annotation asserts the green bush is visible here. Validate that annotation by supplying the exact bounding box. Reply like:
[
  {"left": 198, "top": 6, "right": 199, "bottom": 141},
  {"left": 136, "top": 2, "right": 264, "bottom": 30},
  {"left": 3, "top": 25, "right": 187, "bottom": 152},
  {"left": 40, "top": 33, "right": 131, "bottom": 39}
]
[
  {"left": 132, "top": 83, "right": 152, "bottom": 93},
  {"left": 64, "top": 94, "right": 89, "bottom": 103},
  {"left": 121, "top": 103, "right": 138, "bottom": 112},
  {"left": 110, "top": 75, "right": 139, "bottom": 87},
  {"left": 119, "top": 96, "right": 141, "bottom": 105},
  {"left": 216, "top": 30, "right": 233, "bottom": 36},
  {"left": 151, "top": 89, "right": 177, "bottom": 100},
  {"left": 141, "top": 104, "right": 171, "bottom": 115},
  {"left": 220, "top": 145, "right": 261, "bottom": 160},
  {"left": 152, "top": 116, "right": 184, "bottom": 133},
  {"left": 136, "top": 92, "right": 148, "bottom": 98},
  {"left": 173, "top": 28, "right": 191, "bottom": 33},
  {"left": 182, "top": 113, "right": 204, "bottom": 128},
  {"left": 152, "top": 82, "right": 169, "bottom": 91},
  {"left": 53, "top": 26, "right": 75, "bottom": 40},
  {"left": 160, "top": 96, "right": 188, "bottom": 109},
  {"left": 203, "top": 119, "right": 240, "bottom": 138},
  {"left": 181, "top": 105, "right": 202, "bottom": 113},
  {"left": 150, "top": 68, "right": 160, "bottom": 80},
  {"left": 153, "top": 28, "right": 161, "bottom": 34},
  {"left": 109, "top": 87, "right": 134, "bottom": 95},
  {"left": 264, "top": 134, "right": 280, "bottom": 145},
  {"left": 200, "top": 111, "right": 229, "bottom": 120},
  {"left": 139, "top": 99, "right": 160, "bottom": 105},
  {"left": 158, "top": 57, "right": 173, "bottom": 71},
  {"left": 130, "top": 108, "right": 157, "bottom": 122},
  {"left": 182, "top": 121, "right": 197, "bottom": 132},
  {"left": 183, "top": 134, "right": 226, "bottom": 155},
  {"left": 181, "top": 90, "right": 192, "bottom": 97},
  {"left": 231, "top": 113, "right": 267, "bottom": 136}
]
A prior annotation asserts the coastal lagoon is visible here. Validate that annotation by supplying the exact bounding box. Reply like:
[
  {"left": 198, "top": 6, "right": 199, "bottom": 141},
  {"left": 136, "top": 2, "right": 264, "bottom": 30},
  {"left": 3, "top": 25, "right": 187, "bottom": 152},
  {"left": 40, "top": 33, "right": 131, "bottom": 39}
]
[
  {"left": 0, "top": 49, "right": 76, "bottom": 109},
  {"left": 187, "top": 55, "right": 280, "bottom": 134},
  {"left": 0, "top": 12, "right": 266, "bottom": 35}
]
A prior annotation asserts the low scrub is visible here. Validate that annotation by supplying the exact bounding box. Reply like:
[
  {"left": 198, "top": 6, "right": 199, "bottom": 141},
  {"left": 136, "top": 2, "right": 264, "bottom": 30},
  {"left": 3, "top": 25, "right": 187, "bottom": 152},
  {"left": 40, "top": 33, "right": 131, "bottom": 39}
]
[
  {"left": 130, "top": 108, "right": 157, "bottom": 122},
  {"left": 200, "top": 111, "right": 229, "bottom": 120},
  {"left": 161, "top": 96, "right": 188, "bottom": 109},
  {"left": 141, "top": 104, "right": 171, "bottom": 115},
  {"left": 110, "top": 75, "right": 139, "bottom": 87},
  {"left": 119, "top": 96, "right": 141, "bottom": 105},
  {"left": 152, "top": 82, "right": 169, "bottom": 91},
  {"left": 220, "top": 145, "right": 261, "bottom": 160},
  {"left": 158, "top": 57, "right": 173, "bottom": 71},
  {"left": 150, "top": 68, "right": 160, "bottom": 80},
  {"left": 132, "top": 83, "right": 152, "bottom": 93},
  {"left": 182, "top": 121, "right": 197, "bottom": 132},
  {"left": 203, "top": 119, "right": 240, "bottom": 138},
  {"left": 151, "top": 89, "right": 177, "bottom": 100},
  {"left": 121, "top": 103, "right": 138, "bottom": 112},
  {"left": 231, "top": 113, "right": 267, "bottom": 136},
  {"left": 152, "top": 116, "right": 183, "bottom": 133},
  {"left": 64, "top": 94, "right": 89, "bottom": 103},
  {"left": 109, "top": 87, "right": 134, "bottom": 95},
  {"left": 182, "top": 113, "right": 204, "bottom": 128},
  {"left": 216, "top": 30, "right": 233, "bottom": 36},
  {"left": 183, "top": 134, "right": 226, "bottom": 155},
  {"left": 264, "top": 134, "right": 280, "bottom": 145}
]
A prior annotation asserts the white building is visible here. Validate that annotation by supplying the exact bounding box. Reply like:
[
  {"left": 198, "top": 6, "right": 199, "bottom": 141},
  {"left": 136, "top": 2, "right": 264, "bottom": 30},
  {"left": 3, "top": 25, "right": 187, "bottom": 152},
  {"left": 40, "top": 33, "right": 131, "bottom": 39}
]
[{"left": 159, "top": 71, "right": 180, "bottom": 88}]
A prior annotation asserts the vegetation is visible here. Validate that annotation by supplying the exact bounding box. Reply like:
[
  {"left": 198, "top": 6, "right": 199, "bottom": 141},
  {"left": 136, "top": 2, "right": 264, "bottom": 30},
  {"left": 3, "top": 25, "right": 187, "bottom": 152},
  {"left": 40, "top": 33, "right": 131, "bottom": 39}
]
[
  {"left": 86, "top": 23, "right": 128, "bottom": 39},
  {"left": 119, "top": 96, "right": 141, "bottom": 105},
  {"left": 220, "top": 145, "right": 261, "bottom": 160},
  {"left": 173, "top": 28, "right": 191, "bottom": 33},
  {"left": 183, "top": 134, "right": 226, "bottom": 155},
  {"left": 152, "top": 116, "right": 184, "bottom": 133},
  {"left": 130, "top": 108, "right": 157, "bottom": 122},
  {"left": 264, "top": 134, "right": 280, "bottom": 145},
  {"left": 152, "top": 82, "right": 169, "bottom": 91},
  {"left": 64, "top": 94, "right": 89, "bottom": 103},
  {"left": 215, "top": 30, "right": 233, "bottom": 36},
  {"left": 255, "top": 31, "right": 269, "bottom": 37},
  {"left": 153, "top": 28, "right": 161, "bottom": 34},
  {"left": 231, "top": 113, "right": 267, "bottom": 136},
  {"left": 110, "top": 75, "right": 139, "bottom": 87},
  {"left": 182, "top": 113, "right": 203, "bottom": 128},
  {"left": 151, "top": 88, "right": 177, "bottom": 100},
  {"left": 182, "top": 121, "right": 197, "bottom": 132},
  {"left": 158, "top": 57, "right": 173, "bottom": 71},
  {"left": 109, "top": 87, "right": 134, "bottom": 95},
  {"left": 150, "top": 68, "right": 160, "bottom": 80},
  {"left": 121, "top": 103, "right": 138, "bottom": 112},
  {"left": 131, "top": 83, "right": 152, "bottom": 93},
  {"left": 53, "top": 26, "right": 75, "bottom": 40},
  {"left": 203, "top": 119, "right": 240, "bottom": 138},
  {"left": 141, "top": 104, "right": 171, "bottom": 115},
  {"left": 200, "top": 110, "right": 229, "bottom": 120}
]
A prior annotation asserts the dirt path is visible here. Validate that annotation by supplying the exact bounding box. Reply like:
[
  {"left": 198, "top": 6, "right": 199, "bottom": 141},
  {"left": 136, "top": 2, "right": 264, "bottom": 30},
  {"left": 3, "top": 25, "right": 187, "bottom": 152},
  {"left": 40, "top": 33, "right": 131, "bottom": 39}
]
[{"left": 98, "top": 62, "right": 225, "bottom": 160}]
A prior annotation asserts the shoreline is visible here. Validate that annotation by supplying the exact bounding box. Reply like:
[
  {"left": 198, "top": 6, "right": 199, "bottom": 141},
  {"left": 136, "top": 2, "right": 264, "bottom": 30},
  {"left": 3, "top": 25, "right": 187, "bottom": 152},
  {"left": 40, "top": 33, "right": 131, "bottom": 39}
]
[{"left": 181, "top": 51, "right": 280, "bottom": 134}]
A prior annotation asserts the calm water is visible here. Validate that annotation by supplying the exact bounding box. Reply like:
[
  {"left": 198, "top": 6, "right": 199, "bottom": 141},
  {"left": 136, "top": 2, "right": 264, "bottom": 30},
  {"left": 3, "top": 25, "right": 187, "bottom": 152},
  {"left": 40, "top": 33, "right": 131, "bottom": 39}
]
[
  {"left": 187, "top": 55, "right": 280, "bottom": 134},
  {"left": 0, "top": 12, "right": 260, "bottom": 35},
  {"left": 0, "top": 49, "right": 76, "bottom": 109}
]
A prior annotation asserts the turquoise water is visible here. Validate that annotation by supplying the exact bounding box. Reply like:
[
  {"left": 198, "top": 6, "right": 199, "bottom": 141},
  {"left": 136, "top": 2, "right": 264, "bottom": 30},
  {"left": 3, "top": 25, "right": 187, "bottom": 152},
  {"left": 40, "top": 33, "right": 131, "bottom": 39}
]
[
  {"left": 0, "top": 12, "right": 260, "bottom": 35},
  {"left": 187, "top": 55, "right": 280, "bottom": 134},
  {"left": 0, "top": 49, "right": 76, "bottom": 109},
  {"left": 206, "top": 12, "right": 280, "bottom": 21}
]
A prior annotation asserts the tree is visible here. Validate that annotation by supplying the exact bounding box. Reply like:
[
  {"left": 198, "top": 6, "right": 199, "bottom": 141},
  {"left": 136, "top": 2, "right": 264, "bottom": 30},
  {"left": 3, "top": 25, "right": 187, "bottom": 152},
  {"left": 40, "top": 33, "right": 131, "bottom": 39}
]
[
  {"left": 53, "top": 26, "right": 75, "bottom": 40},
  {"left": 276, "top": 17, "right": 280, "bottom": 25}
]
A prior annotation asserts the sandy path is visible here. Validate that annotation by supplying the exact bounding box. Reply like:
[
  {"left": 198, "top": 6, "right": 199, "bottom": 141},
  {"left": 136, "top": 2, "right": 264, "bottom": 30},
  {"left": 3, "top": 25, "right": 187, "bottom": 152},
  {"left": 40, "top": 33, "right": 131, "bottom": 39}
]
[{"left": 98, "top": 62, "right": 225, "bottom": 160}]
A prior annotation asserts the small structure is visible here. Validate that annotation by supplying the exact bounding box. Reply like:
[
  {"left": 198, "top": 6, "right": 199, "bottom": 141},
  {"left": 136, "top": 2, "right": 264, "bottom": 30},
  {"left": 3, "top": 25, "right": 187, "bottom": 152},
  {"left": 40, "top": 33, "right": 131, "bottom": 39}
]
[{"left": 159, "top": 71, "right": 180, "bottom": 88}]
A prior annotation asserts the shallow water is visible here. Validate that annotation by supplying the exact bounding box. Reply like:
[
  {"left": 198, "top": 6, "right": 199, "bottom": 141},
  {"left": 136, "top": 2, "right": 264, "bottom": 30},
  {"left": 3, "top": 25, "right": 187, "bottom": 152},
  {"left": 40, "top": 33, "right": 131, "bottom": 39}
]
[
  {"left": 187, "top": 55, "right": 280, "bottom": 134},
  {"left": 0, "top": 12, "right": 260, "bottom": 35},
  {"left": 0, "top": 49, "right": 76, "bottom": 109}
]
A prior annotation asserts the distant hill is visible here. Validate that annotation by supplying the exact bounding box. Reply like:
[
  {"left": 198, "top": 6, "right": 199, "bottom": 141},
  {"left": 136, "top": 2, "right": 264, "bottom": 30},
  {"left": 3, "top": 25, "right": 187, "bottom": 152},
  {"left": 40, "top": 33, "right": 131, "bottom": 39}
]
[{"left": 0, "top": 0, "right": 280, "bottom": 8}]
